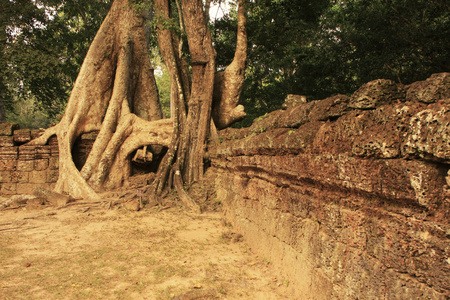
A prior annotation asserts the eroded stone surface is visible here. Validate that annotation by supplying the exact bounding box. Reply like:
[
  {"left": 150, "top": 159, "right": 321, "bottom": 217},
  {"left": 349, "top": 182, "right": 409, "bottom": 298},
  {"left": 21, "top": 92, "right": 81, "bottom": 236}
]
[
  {"left": 406, "top": 72, "right": 450, "bottom": 103},
  {"left": 213, "top": 73, "right": 450, "bottom": 299}
]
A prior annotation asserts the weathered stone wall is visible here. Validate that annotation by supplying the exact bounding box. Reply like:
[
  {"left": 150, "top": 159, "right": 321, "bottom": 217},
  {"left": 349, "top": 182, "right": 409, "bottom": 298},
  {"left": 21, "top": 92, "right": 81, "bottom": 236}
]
[
  {"left": 0, "top": 125, "right": 59, "bottom": 195},
  {"left": 0, "top": 125, "right": 95, "bottom": 196},
  {"left": 212, "top": 73, "right": 450, "bottom": 299}
]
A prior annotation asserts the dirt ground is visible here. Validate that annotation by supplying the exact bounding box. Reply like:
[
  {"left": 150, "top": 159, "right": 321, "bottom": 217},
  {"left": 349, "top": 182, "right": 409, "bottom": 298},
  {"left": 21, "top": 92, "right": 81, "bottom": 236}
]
[{"left": 0, "top": 194, "right": 293, "bottom": 300}]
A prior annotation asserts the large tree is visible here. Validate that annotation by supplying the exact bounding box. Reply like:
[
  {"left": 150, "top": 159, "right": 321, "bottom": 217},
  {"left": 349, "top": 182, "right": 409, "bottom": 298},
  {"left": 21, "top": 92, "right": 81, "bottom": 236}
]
[{"left": 30, "top": 0, "right": 248, "bottom": 207}]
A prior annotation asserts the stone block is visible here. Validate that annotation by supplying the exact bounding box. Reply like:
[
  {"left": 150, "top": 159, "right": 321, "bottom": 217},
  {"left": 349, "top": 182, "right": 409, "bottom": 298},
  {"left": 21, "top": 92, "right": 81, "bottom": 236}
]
[
  {"left": 282, "top": 94, "right": 307, "bottom": 110},
  {"left": 13, "top": 129, "right": 31, "bottom": 144},
  {"left": 17, "top": 160, "right": 34, "bottom": 172},
  {"left": 16, "top": 183, "right": 40, "bottom": 195},
  {"left": 48, "top": 135, "right": 58, "bottom": 145},
  {"left": 349, "top": 79, "right": 405, "bottom": 109},
  {"left": 1, "top": 183, "right": 17, "bottom": 195},
  {"left": 0, "top": 136, "right": 15, "bottom": 147},
  {"left": 50, "top": 145, "right": 59, "bottom": 155},
  {"left": 35, "top": 145, "right": 51, "bottom": 159},
  {"left": 18, "top": 145, "right": 36, "bottom": 160},
  {"left": 0, "top": 146, "right": 18, "bottom": 160},
  {"left": 402, "top": 105, "right": 450, "bottom": 162},
  {"left": 0, "top": 123, "right": 19, "bottom": 136},
  {"left": 31, "top": 129, "right": 44, "bottom": 140},
  {"left": 3, "top": 171, "right": 28, "bottom": 183},
  {"left": 406, "top": 72, "right": 450, "bottom": 103},
  {"left": 9, "top": 171, "right": 18, "bottom": 183},
  {"left": 0, "top": 171, "right": 11, "bottom": 183},
  {"left": 29, "top": 170, "right": 47, "bottom": 184},
  {"left": 34, "top": 159, "right": 49, "bottom": 171},
  {"left": 15, "top": 171, "right": 29, "bottom": 183},
  {"left": 49, "top": 157, "right": 59, "bottom": 170},
  {"left": 46, "top": 169, "right": 59, "bottom": 183},
  {"left": 0, "top": 160, "right": 17, "bottom": 171}
]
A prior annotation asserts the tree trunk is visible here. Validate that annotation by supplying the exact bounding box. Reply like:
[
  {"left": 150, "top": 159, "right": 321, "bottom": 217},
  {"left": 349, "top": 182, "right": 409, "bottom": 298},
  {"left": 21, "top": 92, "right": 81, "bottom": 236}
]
[
  {"left": 30, "top": 0, "right": 172, "bottom": 200},
  {"left": 29, "top": 0, "right": 247, "bottom": 207},
  {"left": 150, "top": 0, "right": 215, "bottom": 211},
  {"left": 212, "top": 0, "right": 247, "bottom": 129},
  {"left": 180, "top": 0, "right": 216, "bottom": 184}
]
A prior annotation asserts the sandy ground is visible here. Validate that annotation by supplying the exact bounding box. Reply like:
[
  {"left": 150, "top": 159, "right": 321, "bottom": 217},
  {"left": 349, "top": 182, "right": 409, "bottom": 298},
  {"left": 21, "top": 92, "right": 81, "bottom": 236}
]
[{"left": 0, "top": 200, "right": 293, "bottom": 299}]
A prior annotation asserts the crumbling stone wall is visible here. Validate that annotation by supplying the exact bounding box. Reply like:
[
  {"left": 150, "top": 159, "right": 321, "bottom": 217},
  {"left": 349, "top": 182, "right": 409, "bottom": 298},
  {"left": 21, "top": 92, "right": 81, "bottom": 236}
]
[
  {"left": 212, "top": 73, "right": 450, "bottom": 299},
  {"left": 0, "top": 125, "right": 96, "bottom": 195},
  {"left": 0, "top": 125, "right": 59, "bottom": 195}
]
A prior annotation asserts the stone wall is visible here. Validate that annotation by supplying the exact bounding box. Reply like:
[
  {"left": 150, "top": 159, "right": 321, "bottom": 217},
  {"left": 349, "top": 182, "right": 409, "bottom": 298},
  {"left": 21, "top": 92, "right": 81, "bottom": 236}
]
[
  {"left": 0, "top": 125, "right": 96, "bottom": 196},
  {"left": 211, "top": 73, "right": 450, "bottom": 299},
  {"left": 0, "top": 125, "right": 59, "bottom": 195}
]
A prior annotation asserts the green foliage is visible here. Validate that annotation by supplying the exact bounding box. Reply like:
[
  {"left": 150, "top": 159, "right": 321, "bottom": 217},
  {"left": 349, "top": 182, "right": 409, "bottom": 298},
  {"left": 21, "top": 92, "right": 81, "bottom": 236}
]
[
  {"left": 320, "top": 0, "right": 450, "bottom": 85},
  {"left": 1, "top": 0, "right": 112, "bottom": 123},
  {"left": 155, "top": 62, "right": 172, "bottom": 118},
  {"left": 6, "top": 96, "right": 61, "bottom": 129},
  {"left": 233, "top": 0, "right": 331, "bottom": 127},
  {"left": 212, "top": 0, "right": 449, "bottom": 128},
  {"left": 2, "top": 0, "right": 448, "bottom": 130}
]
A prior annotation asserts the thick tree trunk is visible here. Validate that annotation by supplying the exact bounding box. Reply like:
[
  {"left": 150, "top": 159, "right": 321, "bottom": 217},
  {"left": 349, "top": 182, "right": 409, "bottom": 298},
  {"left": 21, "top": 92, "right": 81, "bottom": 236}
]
[
  {"left": 151, "top": 0, "right": 215, "bottom": 212},
  {"left": 180, "top": 0, "right": 216, "bottom": 184},
  {"left": 212, "top": 0, "right": 247, "bottom": 129},
  {"left": 29, "top": 0, "right": 172, "bottom": 200},
  {"left": 28, "top": 0, "right": 247, "bottom": 207},
  {"left": 151, "top": 0, "right": 247, "bottom": 211}
]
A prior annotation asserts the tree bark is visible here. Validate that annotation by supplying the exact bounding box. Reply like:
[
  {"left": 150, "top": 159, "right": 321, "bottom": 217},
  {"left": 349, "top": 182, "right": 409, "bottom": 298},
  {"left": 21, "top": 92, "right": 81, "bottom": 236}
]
[
  {"left": 212, "top": 0, "right": 247, "bottom": 129},
  {"left": 28, "top": 0, "right": 247, "bottom": 207},
  {"left": 180, "top": 0, "right": 216, "bottom": 184},
  {"left": 29, "top": 0, "right": 172, "bottom": 200}
]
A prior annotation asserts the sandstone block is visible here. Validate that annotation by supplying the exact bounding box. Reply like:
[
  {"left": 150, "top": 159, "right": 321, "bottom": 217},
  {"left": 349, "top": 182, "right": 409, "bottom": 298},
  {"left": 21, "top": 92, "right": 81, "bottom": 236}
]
[
  {"left": 48, "top": 135, "right": 58, "bottom": 145},
  {"left": 50, "top": 145, "right": 59, "bottom": 155},
  {"left": 34, "top": 159, "right": 49, "bottom": 171},
  {"left": 35, "top": 146, "right": 51, "bottom": 159},
  {"left": 0, "top": 123, "right": 19, "bottom": 136},
  {"left": 0, "top": 136, "right": 15, "bottom": 147},
  {"left": 48, "top": 157, "right": 59, "bottom": 170},
  {"left": 29, "top": 170, "right": 47, "bottom": 184},
  {"left": 0, "top": 171, "right": 11, "bottom": 183},
  {"left": 1, "top": 183, "right": 17, "bottom": 195},
  {"left": 3, "top": 171, "right": 28, "bottom": 184},
  {"left": 30, "top": 129, "right": 44, "bottom": 140},
  {"left": 349, "top": 79, "right": 405, "bottom": 109},
  {"left": 0, "top": 147, "right": 18, "bottom": 161},
  {"left": 0, "top": 160, "right": 17, "bottom": 171},
  {"left": 46, "top": 169, "right": 59, "bottom": 183},
  {"left": 406, "top": 72, "right": 449, "bottom": 103},
  {"left": 17, "top": 160, "right": 34, "bottom": 172},
  {"left": 15, "top": 171, "right": 29, "bottom": 183},
  {"left": 16, "top": 183, "right": 40, "bottom": 195},
  {"left": 13, "top": 129, "right": 31, "bottom": 144},
  {"left": 18, "top": 145, "right": 36, "bottom": 160}
]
